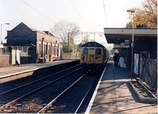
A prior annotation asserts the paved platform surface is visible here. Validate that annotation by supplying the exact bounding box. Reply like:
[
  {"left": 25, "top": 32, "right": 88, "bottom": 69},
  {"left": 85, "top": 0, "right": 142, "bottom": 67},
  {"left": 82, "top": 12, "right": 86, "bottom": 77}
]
[
  {"left": 0, "top": 59, "right": 77, "bottom": 78},
  {"left": 88, "top": 61, "right": 157, "bottom": 114}
]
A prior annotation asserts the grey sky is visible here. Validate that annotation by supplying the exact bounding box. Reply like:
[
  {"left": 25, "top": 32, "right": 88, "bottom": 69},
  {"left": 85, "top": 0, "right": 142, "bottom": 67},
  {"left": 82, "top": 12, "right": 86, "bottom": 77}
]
[{"left": 0, "top": 0, "right": 145, "bottom": 48}]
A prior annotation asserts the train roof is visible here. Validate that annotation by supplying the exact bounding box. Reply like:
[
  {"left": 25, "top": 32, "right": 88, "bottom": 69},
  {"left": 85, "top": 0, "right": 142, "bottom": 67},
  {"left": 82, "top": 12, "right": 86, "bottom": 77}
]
[{"left": 81, "top": 42, "right": 105, "bottom": 48}]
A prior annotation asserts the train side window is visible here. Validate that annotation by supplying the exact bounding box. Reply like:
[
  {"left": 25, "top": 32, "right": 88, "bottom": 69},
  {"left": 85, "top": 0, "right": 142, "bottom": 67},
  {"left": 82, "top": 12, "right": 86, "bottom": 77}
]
[
  {"left": 96, "top": 49, "right": 101, "bottom": 55},
  {"left": 83, "top": 48, "right": 88, "bottom": 54}
]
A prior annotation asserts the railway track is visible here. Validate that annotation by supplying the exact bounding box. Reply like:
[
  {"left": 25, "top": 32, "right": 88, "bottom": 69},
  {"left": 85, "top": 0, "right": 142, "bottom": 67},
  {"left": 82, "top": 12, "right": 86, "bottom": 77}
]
[
  {"left": 0, "top": 63, "right": 104, "bottom": 113},
  {"left": 0, "top": 64, "right": 81, "bottom": 93},
  {"left": 38, "top": 70, "right": 99, "bottom": 113},
  {"left": 0, "top": 64, "right": 86, "bottom": 113}
]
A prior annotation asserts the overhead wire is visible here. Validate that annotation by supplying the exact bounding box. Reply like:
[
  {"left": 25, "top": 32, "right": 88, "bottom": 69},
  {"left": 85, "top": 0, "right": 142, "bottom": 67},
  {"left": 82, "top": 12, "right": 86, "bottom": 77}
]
[
  {"left": 0, "top": 1, "right": 38, "bottom": 21},
  {"left": 21, "top": 0, "right": 92, "bottom": 31},
  {"left": 73, "top": 0, "right": 107, "bottom": 33},
  {"left": 71, "top": 0, "right": 106, "bottom": 42},
  {"left": 82, "top": 0, "right": 95, "bottom": 29},
  {"left": 37, "top": 1, "right": 63, "bottom": 20},
  {"left": 67, "top": 0, "right": 91, "bottom": 30},
  {"left": 2, "top": 0, "right": 106, "bottom": 33},
  {"left": 21, "top": 0, "right": 56, "bottom": 23},
  {"left": 0, "top": 1, "right": 54, "bottom": 28}
]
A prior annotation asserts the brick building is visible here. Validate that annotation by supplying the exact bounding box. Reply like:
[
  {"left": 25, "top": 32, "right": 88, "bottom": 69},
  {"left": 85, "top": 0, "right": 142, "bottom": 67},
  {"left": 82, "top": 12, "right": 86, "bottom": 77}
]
[{"left": 5, "top": 22, "right": 62, "bottom": 65}]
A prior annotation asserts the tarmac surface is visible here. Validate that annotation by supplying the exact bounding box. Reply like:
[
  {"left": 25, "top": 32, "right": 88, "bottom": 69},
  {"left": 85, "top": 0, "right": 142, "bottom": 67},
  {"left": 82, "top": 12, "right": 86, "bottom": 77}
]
[
  {"left": 0, "top": 59, "right": 76, "bottom": 78},
  {"left": 86, "top": 61, "right": 157, "bottom": 114}
]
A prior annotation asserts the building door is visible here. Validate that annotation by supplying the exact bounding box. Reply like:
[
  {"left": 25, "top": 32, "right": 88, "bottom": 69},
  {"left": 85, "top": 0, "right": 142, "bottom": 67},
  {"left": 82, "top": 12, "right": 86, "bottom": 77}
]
[
  {"left": 11, "top": 49, "right": 16, "bottom": 65},
  {"left": 16, "top": 49, "right": 20, "bottom": 65}
]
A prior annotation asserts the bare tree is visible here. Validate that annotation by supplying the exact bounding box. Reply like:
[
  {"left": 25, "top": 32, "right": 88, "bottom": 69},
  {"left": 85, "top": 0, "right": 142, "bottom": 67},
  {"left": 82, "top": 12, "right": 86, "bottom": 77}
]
[
  {"left": 82, "top": 35, "right": 89, "bottom": 43},
  {"left": 51, "top": 21, "right": 80, "bottom": 44}
]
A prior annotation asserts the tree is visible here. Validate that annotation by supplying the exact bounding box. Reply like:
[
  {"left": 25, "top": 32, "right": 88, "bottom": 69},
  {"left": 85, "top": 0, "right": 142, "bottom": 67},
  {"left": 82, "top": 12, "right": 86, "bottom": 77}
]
[
  {"left": 82, "top": 35, "right": 90, "bottom": 43},
  {"left": 126, "top": 0, "right": 157, "bottom": 28},
  {"left": 51, "top": 21, "right": 80, "bottom": 51},
  {"left": 62, "top": 44, "right": 73, "bottom": 53},
  {"left": 51, "top": 21, "right": 80, "bottom": 53}
]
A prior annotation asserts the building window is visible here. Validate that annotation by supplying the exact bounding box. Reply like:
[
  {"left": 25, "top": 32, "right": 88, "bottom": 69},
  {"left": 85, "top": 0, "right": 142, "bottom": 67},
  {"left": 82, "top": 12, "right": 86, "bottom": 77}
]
[{"left": 18, "top": 47, "right": 28, "bottom": 56}]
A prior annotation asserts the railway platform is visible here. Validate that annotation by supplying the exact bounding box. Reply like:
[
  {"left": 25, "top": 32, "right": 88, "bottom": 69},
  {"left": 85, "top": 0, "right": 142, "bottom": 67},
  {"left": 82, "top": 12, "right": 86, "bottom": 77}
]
[
  {"left": 0, "top": 59, "right": 78, "bottom": 79},
  {"left": 86, "top": 61, "right": 157, "bottom": 114}
]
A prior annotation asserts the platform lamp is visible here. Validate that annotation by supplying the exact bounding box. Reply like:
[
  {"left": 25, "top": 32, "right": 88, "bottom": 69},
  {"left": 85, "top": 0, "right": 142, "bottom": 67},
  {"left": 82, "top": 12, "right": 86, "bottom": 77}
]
[
  {"left": 127, "top": 9, "right": 135, "bottom": 81},
  {"left": 1, "top": 23, "right": 10, "bottom": 44}
]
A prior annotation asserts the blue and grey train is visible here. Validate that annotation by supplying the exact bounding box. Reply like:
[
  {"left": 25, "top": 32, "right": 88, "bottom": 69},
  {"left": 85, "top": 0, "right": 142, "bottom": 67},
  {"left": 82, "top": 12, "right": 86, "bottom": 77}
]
[{"left": 80, "top": 41, "right": 108, "bottom": 72}]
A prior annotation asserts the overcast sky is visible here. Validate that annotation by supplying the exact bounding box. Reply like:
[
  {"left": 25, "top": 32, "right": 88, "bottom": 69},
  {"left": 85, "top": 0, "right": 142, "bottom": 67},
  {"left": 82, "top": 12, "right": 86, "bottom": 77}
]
[{"left": 0, "top": 0, "right": 146, "bottom": 49}]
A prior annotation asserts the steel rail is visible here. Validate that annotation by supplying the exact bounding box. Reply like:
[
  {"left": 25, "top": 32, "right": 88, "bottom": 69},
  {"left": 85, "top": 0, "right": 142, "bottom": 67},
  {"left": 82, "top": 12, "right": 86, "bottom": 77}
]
[
  {"left": 0, "top": 64, "right": 81, "bottom": 96},
  {"left": 74, "top": 76, "right": 96, "bottom": 114},
  {"left": 37, "top": 70, "right": 91, "bottom": 113},
  {"left": 0, "top": 67, "right": 82, "bottom": 112}
]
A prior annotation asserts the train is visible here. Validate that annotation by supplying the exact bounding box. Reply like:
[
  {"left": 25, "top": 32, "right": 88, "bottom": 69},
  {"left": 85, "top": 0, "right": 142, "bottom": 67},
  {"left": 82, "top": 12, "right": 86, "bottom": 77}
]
[{"left": 80, "top": 41, "right": 109, "bottom": 72}]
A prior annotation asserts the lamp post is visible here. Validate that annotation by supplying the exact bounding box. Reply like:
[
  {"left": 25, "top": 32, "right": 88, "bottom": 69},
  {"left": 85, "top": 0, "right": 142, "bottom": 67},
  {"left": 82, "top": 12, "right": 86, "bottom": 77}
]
[
  {"left": 127, "top": 9, "right": 135, "bottom": 81},
  {"left": 1, "top": 23, "right": 10, "bottom": 44},
  {"left": 68, "top": 31, "right": 70, "bottom": 59},
  {"left": 68, "top": 32, "right": 70, "bottom": 54}
]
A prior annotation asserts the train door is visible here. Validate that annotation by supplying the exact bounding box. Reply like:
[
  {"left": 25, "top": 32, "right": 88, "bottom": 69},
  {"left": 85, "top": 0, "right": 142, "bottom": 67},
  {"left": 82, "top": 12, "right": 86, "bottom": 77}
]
[
  {"left": 89, "top": 48, "right": 95, "bottom": 64},
  {"left": 95, "top": 48, "right": 102, "bottom": 63},
  {"left": 81, "top": 47, "right": 88, "bottom": 63},
  {"left": 89, "top": 55, "right": 94, "bottom": 63}
]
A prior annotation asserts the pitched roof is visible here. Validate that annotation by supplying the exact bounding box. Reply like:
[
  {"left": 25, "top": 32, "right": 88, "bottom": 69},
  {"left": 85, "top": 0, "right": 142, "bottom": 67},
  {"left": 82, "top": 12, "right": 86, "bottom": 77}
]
[
  {"left": 15, "top": 22, "right": 57, "bottom": 37},
  {"left": 81, "top": 41, "right": 105, "bottom": 48}
]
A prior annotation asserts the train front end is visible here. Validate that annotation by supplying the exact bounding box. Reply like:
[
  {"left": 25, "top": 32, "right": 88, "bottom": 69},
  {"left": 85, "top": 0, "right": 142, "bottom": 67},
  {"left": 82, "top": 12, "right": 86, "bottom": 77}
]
[{"left": 80, "top": 42, "right": 107, "bottom": 72}]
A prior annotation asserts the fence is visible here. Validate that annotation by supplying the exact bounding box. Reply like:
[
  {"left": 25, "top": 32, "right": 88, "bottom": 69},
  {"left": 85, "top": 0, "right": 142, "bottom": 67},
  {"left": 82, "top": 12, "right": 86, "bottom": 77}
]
[{"left": 0, "top": 54, "right": 10, "bottom": 67}]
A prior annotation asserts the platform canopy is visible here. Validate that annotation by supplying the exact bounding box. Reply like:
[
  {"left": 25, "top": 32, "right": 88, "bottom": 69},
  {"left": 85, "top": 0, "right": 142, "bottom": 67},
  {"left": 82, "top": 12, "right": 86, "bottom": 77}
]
[{"left": 104, "top": 28, "right": 157, "bottom": 45}]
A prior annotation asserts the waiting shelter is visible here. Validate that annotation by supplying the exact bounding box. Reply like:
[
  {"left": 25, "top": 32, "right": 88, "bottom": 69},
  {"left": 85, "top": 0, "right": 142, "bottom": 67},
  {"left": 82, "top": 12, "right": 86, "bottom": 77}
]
[{"left": 104, "top": 28, "right": 157, "bottom": 91}]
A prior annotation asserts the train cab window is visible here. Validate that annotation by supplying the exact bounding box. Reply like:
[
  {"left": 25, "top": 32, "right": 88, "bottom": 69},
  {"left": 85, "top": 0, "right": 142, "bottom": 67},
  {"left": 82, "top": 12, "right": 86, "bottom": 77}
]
[
  {"left": 83, "top": 48, "right": 88, "bottom": 54},
  {"left": 96, "top": 49, "right": 101, "bottom": 55}
]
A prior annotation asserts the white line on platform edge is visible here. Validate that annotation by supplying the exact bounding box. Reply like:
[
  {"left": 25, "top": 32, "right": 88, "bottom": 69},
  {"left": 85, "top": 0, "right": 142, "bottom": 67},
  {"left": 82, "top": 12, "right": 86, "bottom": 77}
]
[{"left": 85, "top": 66, "right": 107, "bottom": 114}]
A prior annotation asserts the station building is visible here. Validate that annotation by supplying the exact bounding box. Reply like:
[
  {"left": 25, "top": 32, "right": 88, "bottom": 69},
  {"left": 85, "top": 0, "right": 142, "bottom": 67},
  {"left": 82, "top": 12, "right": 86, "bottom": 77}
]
[
  {"left": 104, "top": 28, "right": 157, "bottom": 91},
  {"left": 4, "top": 22, "right": 62, "bottom": 65}
]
